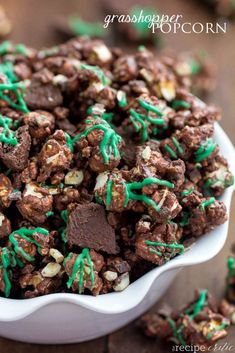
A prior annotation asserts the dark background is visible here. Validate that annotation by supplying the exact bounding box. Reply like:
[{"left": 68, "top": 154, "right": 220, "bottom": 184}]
[{"left": 0, "top": 0, "right": 235, "bottom": 352}]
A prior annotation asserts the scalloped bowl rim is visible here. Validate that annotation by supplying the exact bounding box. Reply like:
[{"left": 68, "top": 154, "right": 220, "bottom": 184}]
[{"left": 0, "top": 122, "right": 234, "bottom": 322}]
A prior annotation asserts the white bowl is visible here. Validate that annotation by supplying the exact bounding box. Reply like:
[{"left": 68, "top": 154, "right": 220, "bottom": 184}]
[{"left": 0, "top": 122, "right": 234, "bottom": 344}]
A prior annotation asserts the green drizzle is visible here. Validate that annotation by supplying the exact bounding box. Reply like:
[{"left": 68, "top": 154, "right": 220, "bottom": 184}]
[
  {"left": 87, "top": 106, "right": 114, "bottom": 124},
  {"left": 130, "top": 108, "right": 148, "bottom": 142},
  {"left": 172, "top": 137, "right": 183, "bottom": 155},
  {"left": 0, "top": 58, "right": 29, "bottom": 113},
  {"left": 101, "top": 112, "right": 113, "bottom": 123},
  {"left": 200, "top": 197, "right": 215, "bottom": 210},
  {"left": 0, "top": 41, "right": 29, "bottom": 56},
  {"left": 127, "top": 178, "right": 174, "bottom": 211},
  {"left": 67, "top": 118, "right": 122, "bottom": 164},
  {"left": 0, "top": 81, "right": 29, "bottom": 113},
  {"left": 204, "top": 178, "right": 215, "bottom": 189},
  {"left": 117, "top": 91, "right": 127, "bottom": 108},
  {"left": 130, "top": 177, "right": 174, "bottom": 189},
  {"left": 189, "top": 59, "right": 201, "bottom": 75},
  {"left": 138, "top": 99, "right": 163, "bottom": 116},
  {"left": 124, "top": 178, "right": 174, "bottom": 212},
  {"left": 59, "top": 210, "right": 68, "bottom": 244},
  {"left": 129, "top": 98, "right": 165, "bottom": 142},
  {"left": 0, "top": 61, "right": 17, "bottom": 83},
  {"left": 203, "top": 179, "right": 217, "bottom": 197},
  {"left": 164, "top": 144, "right": 177, "bottom": 158},
  {"left": 68, "top": 16, "right": 105, "bottom": 37},
  {"left": 185, "top": 289, "right": 228, "bottom": 340},
  {"left": 46, "top": 211, "right": 54, "bottom": 217},
  {"left": 0, "top": 114, "right": 18, "bottom": 146},
  {"left": 187, "top": 289, "right": 207, "bottom": 319},
  {"left": 0, "top": 247, "right": 17, "bottom": 297},
  {"left": 138, "top": 45, "right": 146, "bottom": 51},
  {"left": 0, "top": 42, "right": 29, "bottom": 116},
  {"left": 167, "top": 318, "right": 186, "bottom": 346},
  {"left": 172, "top": 100, "right": 191, "bottom": 110},
  {"left": 65, "top": 133, "right": 75, "bottom": 153},
  {"left": 9, "top": 227, "right": 49, "bottom": 262},
  {"left": 95, "top": 193, "right": 103, "bottom": 204},
  {"left": 195, "top": 138, "right": 217, "bottom": 162},
  {"left": 13, "top": 43, "right": 28, "bottom": 56},
  {"left": 166, "top": 290, "right": 208, "bottom": 346},
  {"left": 179, "top": 211, "right": 190, "bottom": 227},
  {"left": 106, "top": 179, "right": 113, "bottom": 207},
  {"left": 104, "top": 177, "right": 174, "bottom": 212},
  {"left": 227, "top": 257, "right": 235, "bottom": 278},
  {"left": 181, "top": 187, "right": 194, "bottom": 197},
  {"left": 0, "top": 41, "right": 11, "bottom": 56},
  {"left": 204, "top": 174, "right": 234, "bottom": 191},
  {"left": 64, "top": 248, "right": 95, "bottom": 294},
  {"left": 145, "top": 240, "right": 185, "bottom": 257},
  {"left": 87, "top": 106, "right": 97, "bottom": 115},
  {"left": 80, "top": 64, "right": 109, "bottom": 86},
  {"left": 164, "top": 137, "right": 183, "bottom": 159}
]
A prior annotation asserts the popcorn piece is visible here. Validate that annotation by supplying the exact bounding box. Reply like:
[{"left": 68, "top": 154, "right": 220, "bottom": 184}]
[{"left": 140, "top": 290, "right": 230, "bottom": 349}]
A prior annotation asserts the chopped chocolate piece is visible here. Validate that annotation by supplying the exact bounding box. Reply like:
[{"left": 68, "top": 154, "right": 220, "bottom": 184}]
[
  {"left": 67, "top": 202, "right": 117, "bottom": 254},
  {"left": 0, "top": 126, "right": 31, "bottom": 171},
  {"left": 25, "top": 75, "right": 63, "bottom": 110}
]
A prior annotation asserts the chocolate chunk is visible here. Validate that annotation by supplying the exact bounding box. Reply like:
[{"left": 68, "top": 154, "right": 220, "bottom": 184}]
[
  {"left": 0, "top": 126, "right": 31, "bottom": 171},
  {"left": 67, "top": 203, "right": 117, "bottom": 254},
  {"left": 25, "top": 77, "right": 63, "bottom": 111}
]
